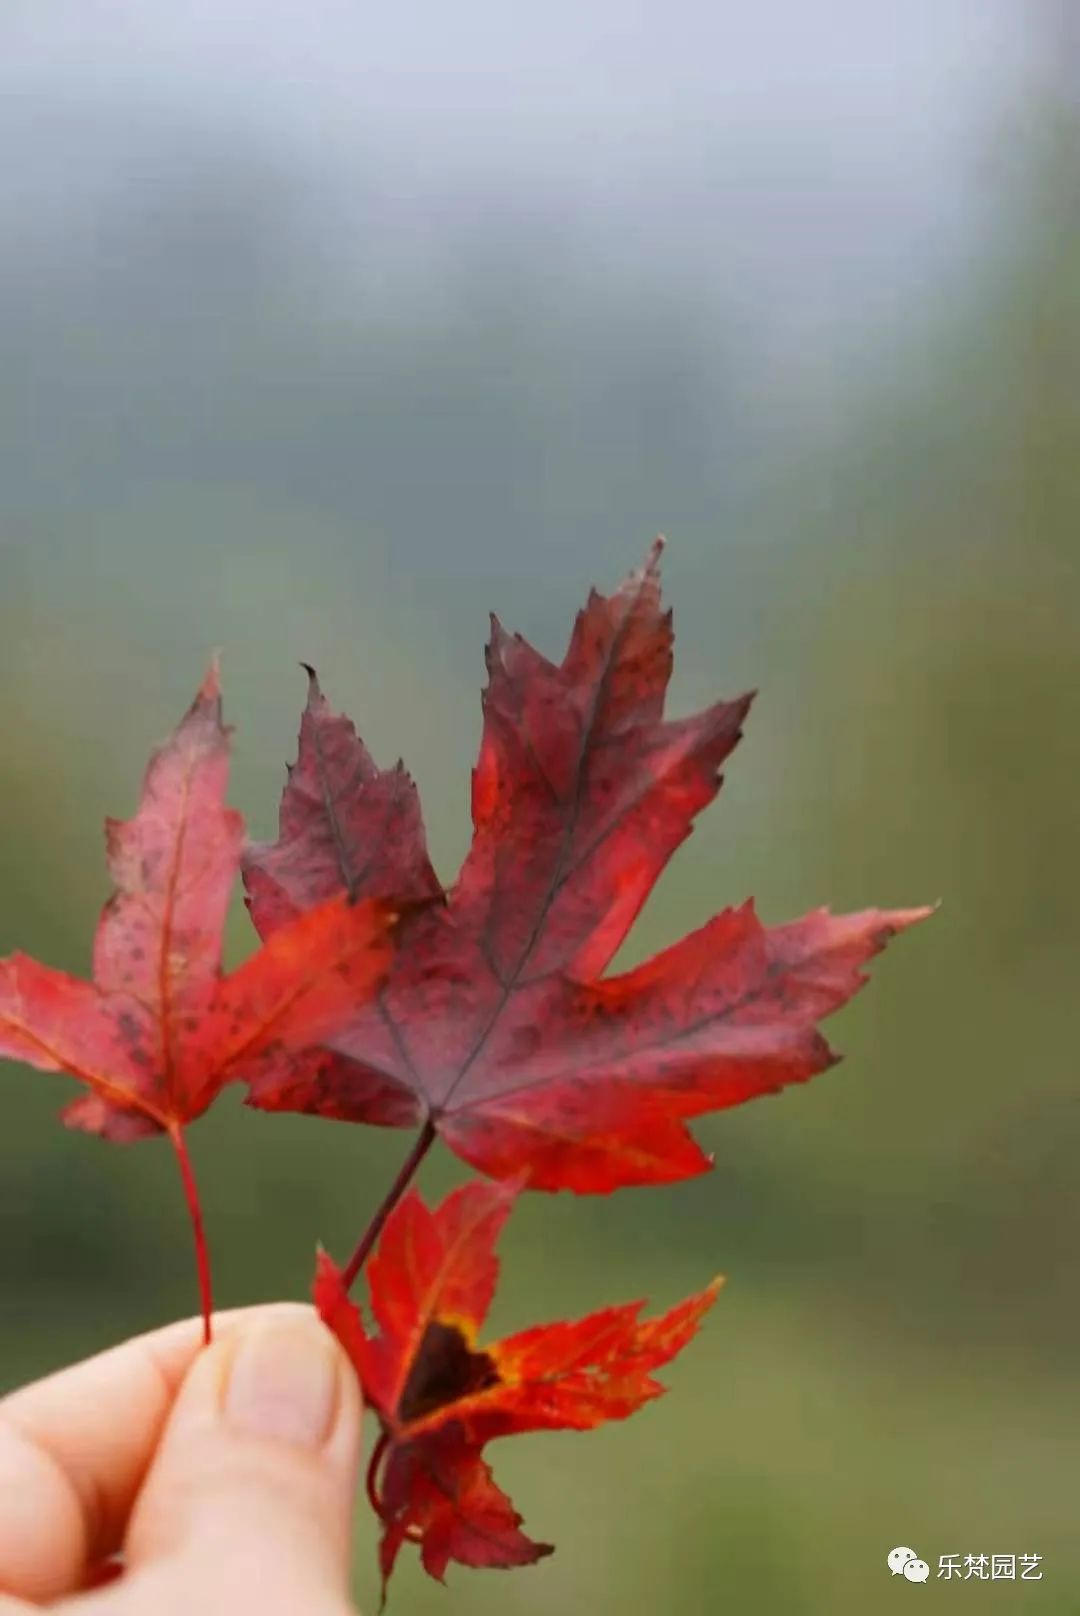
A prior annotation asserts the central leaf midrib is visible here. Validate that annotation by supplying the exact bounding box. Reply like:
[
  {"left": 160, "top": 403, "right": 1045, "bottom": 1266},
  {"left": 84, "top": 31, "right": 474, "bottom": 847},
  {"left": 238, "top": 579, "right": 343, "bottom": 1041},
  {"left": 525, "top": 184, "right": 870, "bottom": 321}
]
[
  {"left": 432, "top": 580, "right": 643, "bottom": 1113},
  {"left": 158, "top": 758, "right": 195, "bottom": 1114}
]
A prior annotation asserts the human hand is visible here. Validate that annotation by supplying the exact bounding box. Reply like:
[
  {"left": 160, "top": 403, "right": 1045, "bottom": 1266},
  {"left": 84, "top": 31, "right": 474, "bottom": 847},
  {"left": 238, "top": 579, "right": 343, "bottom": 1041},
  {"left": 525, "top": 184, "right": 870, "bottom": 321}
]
[{"left": 0, "top": 1306, "right": 362, "bottom": 1615}]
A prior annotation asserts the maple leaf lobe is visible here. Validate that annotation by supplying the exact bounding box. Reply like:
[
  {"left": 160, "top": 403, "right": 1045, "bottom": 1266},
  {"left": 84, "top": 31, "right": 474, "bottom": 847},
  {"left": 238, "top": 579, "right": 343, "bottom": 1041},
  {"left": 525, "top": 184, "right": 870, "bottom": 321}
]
[
  {"left": 95, "top": 657, "right": 242, "bottom": 1021},
  {"left": 244, "top": 664, "right": 441, "bottom": 930},
  {"left": 379, "top": 1435, "right": 553, "bottom": 1595}
]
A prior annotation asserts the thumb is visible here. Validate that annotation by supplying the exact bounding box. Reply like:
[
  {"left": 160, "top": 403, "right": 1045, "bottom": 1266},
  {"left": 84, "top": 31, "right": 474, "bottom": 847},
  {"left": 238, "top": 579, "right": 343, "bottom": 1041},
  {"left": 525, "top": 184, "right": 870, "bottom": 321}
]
[{"left": 124, "top": 1306, "right": 361, "bottom": 1613}]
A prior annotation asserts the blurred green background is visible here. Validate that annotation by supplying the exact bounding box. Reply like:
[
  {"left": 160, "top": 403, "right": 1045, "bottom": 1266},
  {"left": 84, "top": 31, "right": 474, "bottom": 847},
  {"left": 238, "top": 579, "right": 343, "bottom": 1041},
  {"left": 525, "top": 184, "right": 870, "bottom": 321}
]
[{"left": 1, "top": 4, "right": 1077, "bottom": 1611}]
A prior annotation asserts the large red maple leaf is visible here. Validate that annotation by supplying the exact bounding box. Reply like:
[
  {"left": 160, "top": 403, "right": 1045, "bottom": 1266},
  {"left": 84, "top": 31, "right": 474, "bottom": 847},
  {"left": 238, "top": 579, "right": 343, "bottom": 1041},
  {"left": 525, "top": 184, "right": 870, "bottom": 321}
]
[
  {"left": 244, "top": 543, "right": 930, "bottom": 1193},
  {"left": 314, "top": 1178, "right": 720, "bottom": 1596},
  {"left": 0, "top": 665, "right": 399, "bottom": 1336}
]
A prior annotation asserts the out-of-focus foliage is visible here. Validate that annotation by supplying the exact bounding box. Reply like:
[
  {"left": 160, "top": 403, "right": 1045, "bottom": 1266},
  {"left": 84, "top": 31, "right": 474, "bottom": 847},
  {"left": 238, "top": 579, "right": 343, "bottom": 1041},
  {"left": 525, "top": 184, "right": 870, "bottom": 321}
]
[{"left": 0, "top": 53, "right": 1076, "bottom": 1616}]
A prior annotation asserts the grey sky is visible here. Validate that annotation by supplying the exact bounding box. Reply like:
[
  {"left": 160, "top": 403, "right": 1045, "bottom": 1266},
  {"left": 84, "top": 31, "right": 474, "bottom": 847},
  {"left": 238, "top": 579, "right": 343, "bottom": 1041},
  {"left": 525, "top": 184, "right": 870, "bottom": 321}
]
[
  {"left": 2, "top": 3, "right": 1026, "bottom": 211},
  {"left": 0, "top": 0, "right": 1036, "bottom": 372}
]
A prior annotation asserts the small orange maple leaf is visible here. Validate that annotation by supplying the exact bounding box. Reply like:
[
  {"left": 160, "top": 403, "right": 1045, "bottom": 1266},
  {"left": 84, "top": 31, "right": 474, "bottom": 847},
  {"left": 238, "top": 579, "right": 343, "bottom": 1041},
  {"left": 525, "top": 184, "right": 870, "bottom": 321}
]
[{"left": 314, "top": 1177, "right": 721, "bottom": 1596}]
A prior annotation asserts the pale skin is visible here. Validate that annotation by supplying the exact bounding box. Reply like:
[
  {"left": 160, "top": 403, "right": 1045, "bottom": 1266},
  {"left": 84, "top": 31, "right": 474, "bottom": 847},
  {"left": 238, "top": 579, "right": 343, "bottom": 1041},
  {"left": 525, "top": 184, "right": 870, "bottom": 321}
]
[{"left": 0, "top": 1307, "right": 364, "bottom": 1615}]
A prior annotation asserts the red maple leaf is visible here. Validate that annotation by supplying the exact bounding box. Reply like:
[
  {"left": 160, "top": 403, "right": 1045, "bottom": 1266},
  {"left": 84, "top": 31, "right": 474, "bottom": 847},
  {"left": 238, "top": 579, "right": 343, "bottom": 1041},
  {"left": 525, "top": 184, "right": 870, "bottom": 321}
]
[
  {"left": 314, "top": 1177, "right": 721, "bottom": 1596},
  {"left": 0, "top": 665, "right": 399, "bottom": 1337},
  {"left": 244, "top": 543, "right": 930, "bottom": 1196}
]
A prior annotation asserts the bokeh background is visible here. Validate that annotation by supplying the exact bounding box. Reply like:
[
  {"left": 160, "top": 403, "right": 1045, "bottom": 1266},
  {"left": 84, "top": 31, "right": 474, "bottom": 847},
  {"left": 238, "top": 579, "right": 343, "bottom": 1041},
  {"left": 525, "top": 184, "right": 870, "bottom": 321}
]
[{"left": 1, "top": 3, "right": 1077, "bottom": 1611}]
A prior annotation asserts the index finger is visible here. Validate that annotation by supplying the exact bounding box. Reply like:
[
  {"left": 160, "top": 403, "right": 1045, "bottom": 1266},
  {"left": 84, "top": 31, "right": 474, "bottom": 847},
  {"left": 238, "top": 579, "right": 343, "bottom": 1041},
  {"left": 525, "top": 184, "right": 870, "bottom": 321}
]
[{"left": 0, "top": 1304, "right": 313, "bottom": 1603}]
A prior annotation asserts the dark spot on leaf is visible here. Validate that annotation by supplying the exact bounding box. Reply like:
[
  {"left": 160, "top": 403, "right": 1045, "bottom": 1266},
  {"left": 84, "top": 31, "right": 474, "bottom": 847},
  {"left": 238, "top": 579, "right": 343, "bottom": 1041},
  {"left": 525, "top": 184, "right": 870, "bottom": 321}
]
[{"left": 399, "top": 1321, "right": 500, "bottom": 1424}]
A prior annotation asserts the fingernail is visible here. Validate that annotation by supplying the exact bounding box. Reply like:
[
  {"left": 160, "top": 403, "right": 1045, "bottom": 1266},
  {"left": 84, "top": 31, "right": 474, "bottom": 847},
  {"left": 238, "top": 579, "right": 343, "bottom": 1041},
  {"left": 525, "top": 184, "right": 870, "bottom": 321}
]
[{"left": 225, "top": 1318, "right": 340, "bottom": 1449}]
